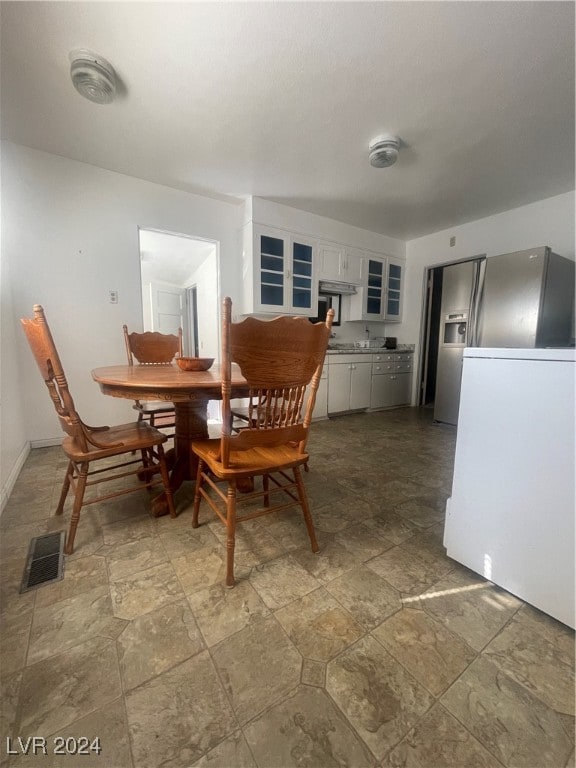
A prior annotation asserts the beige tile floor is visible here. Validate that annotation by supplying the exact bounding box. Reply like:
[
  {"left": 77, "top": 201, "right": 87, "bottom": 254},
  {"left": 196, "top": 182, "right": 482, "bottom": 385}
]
[{"left": 1, "top": 408, "right": 574, "bottom": 768}]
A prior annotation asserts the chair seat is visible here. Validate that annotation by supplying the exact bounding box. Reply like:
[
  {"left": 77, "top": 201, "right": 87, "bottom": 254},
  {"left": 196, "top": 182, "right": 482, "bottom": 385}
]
[
  {"left": 193, "top": 439, "right": 309, "bottom": 479},
  {"left": 62, "top": 421, "right": 167, "bottom": 462}
]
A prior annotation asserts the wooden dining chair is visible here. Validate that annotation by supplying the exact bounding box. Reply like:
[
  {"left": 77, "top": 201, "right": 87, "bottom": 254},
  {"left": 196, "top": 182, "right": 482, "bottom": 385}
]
[
  {"left": 123, "top": 325, "right": 183, "bottom": 434},
  {"left": 22, "top": 305, "right": 176, "bottom": 554},
  {"left": 191, "top": 296, "right": 334, "bottom": 587}
]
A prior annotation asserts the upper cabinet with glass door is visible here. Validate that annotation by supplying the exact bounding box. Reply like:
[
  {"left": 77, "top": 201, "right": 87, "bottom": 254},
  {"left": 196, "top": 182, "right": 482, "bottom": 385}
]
[
  {"left": 242, "top": 225, "right": 317, "bottom": 315},
  {"left": 364, "top": 256, "right": 386, "bottom": 320},
  {"left": 385, "top": 257, "right": 404, "bottom": 321},
  {"left": 291, "top": 238, "right": 316, "bottom": 313},
  {"left": 348, "top": 253, "right": 405, "bottom": 322},
  {"left": 349, "top": 255, "right": 386, "bottom": 321}
]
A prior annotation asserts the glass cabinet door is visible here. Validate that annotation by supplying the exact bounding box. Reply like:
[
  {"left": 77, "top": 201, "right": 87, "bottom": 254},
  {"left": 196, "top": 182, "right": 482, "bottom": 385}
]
[
  {"left": 259, "top": 234, "right": 285, "bottom": 308},
  {"left": 386, "top": 260, "right": 403, "bottom": 320},
  {"left": 366, "top": 258, "right": 384, "bottom": 318},
  {"left": 291, "top": 240, "right": 313, "bottom": 311},
  {"left": 252, "top": 227, "right": 316, "bottom": 314}
]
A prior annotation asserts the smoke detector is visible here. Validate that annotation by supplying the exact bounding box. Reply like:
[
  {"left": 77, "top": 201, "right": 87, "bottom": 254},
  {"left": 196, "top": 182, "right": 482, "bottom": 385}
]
[
  {"left": 69, "top": 50, "right": 117, "bottom": 104},
  {"left": 368, "top": 135, "right": 401, "bottom": 168}
]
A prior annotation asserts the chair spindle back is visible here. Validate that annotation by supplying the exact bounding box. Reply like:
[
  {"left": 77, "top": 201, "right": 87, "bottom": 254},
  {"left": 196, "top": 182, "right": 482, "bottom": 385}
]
[
  {"left": 219, "top": 297, "right": 334, "bottom": 467},
  {"left": 21, "top": 304, "right": 88, "bottom": 451}
]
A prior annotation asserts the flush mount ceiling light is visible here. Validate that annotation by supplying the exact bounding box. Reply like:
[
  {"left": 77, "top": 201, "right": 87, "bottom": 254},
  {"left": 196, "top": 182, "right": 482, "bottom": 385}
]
[
  {"left": 368, "top": 135, "right": 401, "bottom": 168},
  {"left": 69, "top": 49, "right": 116, "bottom": 104}
]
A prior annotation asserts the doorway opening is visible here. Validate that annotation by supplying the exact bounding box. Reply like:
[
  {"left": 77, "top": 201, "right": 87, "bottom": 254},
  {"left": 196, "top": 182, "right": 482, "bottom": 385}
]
[
  {"left": 418, "top": 256, "right": 485, "bottom": 423},
  {"left": 138, "top": 228, "right": 221, "bottom": 422},
  {"left": 138, "top": 228, "right": 219, "bottom": 358},
  {"left": 419, "top": 266, "right": 443, "bottom": 407}
]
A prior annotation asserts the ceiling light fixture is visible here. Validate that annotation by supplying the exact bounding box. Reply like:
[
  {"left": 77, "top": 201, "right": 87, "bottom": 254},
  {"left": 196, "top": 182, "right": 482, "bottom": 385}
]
[
  {"left": 368, "top": 135, "right": 401, "bottom": 168},
  {"left": 69, "top": 49, "right": 117, "bottom": 105}
]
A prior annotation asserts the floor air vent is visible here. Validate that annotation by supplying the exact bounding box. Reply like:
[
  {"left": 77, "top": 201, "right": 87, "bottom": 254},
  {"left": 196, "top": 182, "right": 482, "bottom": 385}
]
[{"left": 20, "top": 531, "right": 65, "bottom": 592}]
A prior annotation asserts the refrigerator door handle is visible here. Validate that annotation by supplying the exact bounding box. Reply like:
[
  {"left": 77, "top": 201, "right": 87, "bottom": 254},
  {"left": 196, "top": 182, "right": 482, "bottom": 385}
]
[{"left": 468, "top": 259, "right": 486, "bottom": 347}]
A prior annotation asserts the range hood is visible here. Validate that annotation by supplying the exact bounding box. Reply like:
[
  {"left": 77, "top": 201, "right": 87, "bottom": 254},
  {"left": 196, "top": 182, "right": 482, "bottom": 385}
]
[{"left": 319, "top": 280, "right": 358, "bottom": 295}]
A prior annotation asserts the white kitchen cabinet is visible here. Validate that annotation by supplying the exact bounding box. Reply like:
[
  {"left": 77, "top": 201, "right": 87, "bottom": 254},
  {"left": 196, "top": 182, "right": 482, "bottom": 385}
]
[
  {"left": 317, "top": 242, "right": 363, "bottom": 285},
  {"left": 350, "top": 361, "right": 373, "bottom": 409},
  {"left": 242, "top": 225, "right": 317, "bottom": 315},
  {"left": 348, "top": 255, "right": 386, "bottom": 321},
  {"left": 317, "top": 242, "right": 344, "bottom": 282},
  {"left": 342, "top": 248, "right": 363, "bottom": 284},
  {"left": 328, "top": 360, "right": 352, "bottom": 413},
  {"left": 370, "top": 352, "right": 413, "bottom": 409},
  {"left": 384, "top": 257, "right": 404, "bottom": 322},
  {"left": 348, "top": 254, "right": 405, "bottom": 322},
  {"left": 327, "top": 354, "right": 372, "bottom": 414},
  {"left": 371, "top": 372, "right": 411, "bottom": 409}
]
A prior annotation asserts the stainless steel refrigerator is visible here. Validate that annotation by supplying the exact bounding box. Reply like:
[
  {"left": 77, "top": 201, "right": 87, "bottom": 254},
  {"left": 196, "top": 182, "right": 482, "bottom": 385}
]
[{"left": 433, "top": 246, "right": 575, "bottom": 425}]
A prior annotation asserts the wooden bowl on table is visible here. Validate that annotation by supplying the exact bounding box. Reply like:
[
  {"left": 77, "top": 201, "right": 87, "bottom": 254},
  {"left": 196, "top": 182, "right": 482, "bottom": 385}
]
[{"left": 176, "top": 356, "right": 214, "bottom": 372}]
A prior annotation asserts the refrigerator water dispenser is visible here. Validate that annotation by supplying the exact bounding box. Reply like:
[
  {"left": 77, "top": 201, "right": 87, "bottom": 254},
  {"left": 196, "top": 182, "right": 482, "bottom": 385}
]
[{"left": 442, "top": 313, "right": 468, "bottom": 346}]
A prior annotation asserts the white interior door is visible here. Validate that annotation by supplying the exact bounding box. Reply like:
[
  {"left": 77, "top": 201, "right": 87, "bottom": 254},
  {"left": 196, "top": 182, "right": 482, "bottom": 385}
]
[{"left": 150, "top": 282, "right": 185, "bottom": 335}]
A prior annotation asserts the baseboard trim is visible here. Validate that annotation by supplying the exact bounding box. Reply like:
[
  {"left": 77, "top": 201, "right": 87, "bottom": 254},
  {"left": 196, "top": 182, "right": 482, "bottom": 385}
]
[
  {"left": 30, "top": 438, "right": 61, "bottom": 449},
  {"left": 0, "top": 441, "right": 31, "bottom": 514}
]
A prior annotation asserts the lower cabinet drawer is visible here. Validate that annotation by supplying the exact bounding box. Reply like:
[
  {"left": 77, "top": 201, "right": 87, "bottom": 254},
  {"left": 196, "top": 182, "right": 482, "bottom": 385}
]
[{"left": 371, "top": 372, "right": 412, "bottom": 409}]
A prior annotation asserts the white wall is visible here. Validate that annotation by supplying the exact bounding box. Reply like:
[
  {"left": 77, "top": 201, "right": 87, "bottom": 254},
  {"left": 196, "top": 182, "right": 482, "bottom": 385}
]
[
  {"left": 190, "top": 252, "right": 220, "bottom": 360},
  {"left": 251, "top": 196, "right": 405, "bottom": 258},
  {"left": 0, "top": 155, "right": 30, "bottom": 509},
  {"left": 1, "top": 141, "right": 243, "bottom": 508},
  {"left": 398, "top": 191, "right": 576, "bottom": 402}
]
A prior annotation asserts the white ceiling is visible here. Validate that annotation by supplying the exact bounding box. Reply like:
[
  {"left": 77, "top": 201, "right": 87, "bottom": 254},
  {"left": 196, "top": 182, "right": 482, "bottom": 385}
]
[
  {"left": 139, "top": 229, "right": 215, "bottom": 285},
  {"left": 1, "top": 1, "right": 574, "bottom": 240}
]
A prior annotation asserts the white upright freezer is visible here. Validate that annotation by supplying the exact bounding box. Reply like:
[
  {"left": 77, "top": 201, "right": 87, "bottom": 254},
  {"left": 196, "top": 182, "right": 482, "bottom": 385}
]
[{"left": 444, "top": 347, "right": 575, "bottom": 628}]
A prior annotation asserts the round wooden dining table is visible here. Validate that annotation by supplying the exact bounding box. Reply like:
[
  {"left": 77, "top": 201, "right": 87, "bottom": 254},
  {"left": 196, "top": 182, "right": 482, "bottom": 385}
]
[{"left": 91, "top": 363, "right": 248, "bottom": 516}]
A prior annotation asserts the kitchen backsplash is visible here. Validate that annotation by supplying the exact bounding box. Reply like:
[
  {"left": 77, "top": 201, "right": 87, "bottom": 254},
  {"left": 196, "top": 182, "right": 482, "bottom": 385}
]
[
  {"left": 328, "top": 322, "right": 384, "bottom": 345},
  {"left": 328, "top": 322, "right": 413, "bottom": 350}
]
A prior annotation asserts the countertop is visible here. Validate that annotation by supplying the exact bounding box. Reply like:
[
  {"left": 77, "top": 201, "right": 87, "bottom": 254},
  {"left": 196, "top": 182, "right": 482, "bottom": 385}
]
[{"left": 327, "top": 344, "right": 415, "bottom": 355}]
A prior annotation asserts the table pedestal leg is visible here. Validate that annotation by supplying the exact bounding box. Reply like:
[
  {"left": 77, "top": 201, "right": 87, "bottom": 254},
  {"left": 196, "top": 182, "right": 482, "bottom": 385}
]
[{"left": 151, "top": 399, "right": 209, "bottom": 517}]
